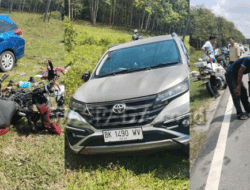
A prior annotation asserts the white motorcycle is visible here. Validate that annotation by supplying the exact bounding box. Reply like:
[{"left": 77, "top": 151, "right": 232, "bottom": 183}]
[{"left": 190, "top": 52, "right": 227, "bottom": 98}]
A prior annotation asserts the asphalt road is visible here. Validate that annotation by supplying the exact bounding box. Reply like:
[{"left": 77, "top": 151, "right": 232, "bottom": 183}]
[{"left": 191, "top": 52, "right": 250, "bottom": 190}]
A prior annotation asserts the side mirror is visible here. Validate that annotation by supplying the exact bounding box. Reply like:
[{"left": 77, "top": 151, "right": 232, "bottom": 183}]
[
  {"left": 198, "top": 58, "right": 203, "bottom": 62},
  {"left": 82, "top": 71, "right": 91, "bottom": 82}
]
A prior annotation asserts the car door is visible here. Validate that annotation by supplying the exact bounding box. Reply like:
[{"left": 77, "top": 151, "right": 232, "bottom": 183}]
[{"left": 0, "top": 17, "right": 25, "bottom": 59}]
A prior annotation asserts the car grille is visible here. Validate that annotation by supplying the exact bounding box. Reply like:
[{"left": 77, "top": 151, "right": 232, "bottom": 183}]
[{"left": 86, "top": 95, "right": 165, "bottom": 129}]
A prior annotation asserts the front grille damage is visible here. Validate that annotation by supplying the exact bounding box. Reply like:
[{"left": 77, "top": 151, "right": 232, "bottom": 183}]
[{"left": 85, "top": 95, "right": 166, "bottom": 129}]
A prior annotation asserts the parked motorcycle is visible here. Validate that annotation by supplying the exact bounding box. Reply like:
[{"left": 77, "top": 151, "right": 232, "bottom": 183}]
[
  {"left": 132, "top": 29, "right": 143, "bottom": 41},
  {"left": 221, "top": 47, "right": 229, "bottom": 60},
  {"left": 190, "top": 52, "right": 227, "bottom": 98},
  {"left": 215, "top": 53, "right": 229, "bottom": 70}
]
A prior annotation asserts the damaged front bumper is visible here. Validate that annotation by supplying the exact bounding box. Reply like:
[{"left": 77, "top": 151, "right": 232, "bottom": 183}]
[{"left": 66, "top": 91, "right": 190, "bottom": 154}]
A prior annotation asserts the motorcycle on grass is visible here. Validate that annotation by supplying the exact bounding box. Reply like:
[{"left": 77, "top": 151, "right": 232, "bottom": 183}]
[
  {"left": 190, "top": 51, "right": 227, "bottom": 98},
  {"left": 0, "top": 60, "right": 64, "bottom": 135}
]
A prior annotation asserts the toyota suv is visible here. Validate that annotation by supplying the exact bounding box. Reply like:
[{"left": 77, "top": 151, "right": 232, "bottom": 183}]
[{"left": 66, "top": 33, "right": 190, "bottom": 154}]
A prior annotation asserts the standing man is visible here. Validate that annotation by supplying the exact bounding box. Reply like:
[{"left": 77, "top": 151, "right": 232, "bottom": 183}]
[
  {"left": 228, "top": 37, "right": 241, "bottom": 65},
  {"left": 225, "top": 57, "right": 250, "bottom": 120},
  {"left": 201, "top": 35, "right": 216, "bottom": 62}
]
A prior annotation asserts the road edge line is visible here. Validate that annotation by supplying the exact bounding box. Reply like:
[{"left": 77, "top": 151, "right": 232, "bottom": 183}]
[{"left": 204, "top": 95, "right": 233, "bottom": 190}]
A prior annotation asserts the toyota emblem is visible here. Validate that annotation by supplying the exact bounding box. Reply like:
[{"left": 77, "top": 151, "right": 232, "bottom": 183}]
[{"left": 112, "top": 104, "right": 126, "bottom": 114}]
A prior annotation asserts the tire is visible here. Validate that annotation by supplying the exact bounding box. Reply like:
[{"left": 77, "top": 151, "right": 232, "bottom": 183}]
[
  {"left": 206, "top": 78, "right": 219, "bottom": 98},
  {"left": 182, "top": 145, "right": 189, "bottom": 156},
  {"left": 221, "top": 60, "right": 228, "bottom": 70},
  {"left": 11, "top": 115, "right": 23, "bottom": 125},
  {"left": 0, "top": 51, "right": 15, "bottom": 72},
  {"left": 223, "top": 83, "right": 227, "bottom": 89}
]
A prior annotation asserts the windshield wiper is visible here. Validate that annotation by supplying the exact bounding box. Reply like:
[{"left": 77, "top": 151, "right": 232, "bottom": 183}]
[
  {"left": 150, "top": 61, "right": 179, "bottom": 69},
  {"left": 98, "top": 67, "right": 150, "bottom": 78}
]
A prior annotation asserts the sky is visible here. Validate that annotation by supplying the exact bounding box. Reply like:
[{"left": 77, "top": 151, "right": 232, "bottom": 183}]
[{"left": 190, "top": 0, "right": 250, "bottom": 38}]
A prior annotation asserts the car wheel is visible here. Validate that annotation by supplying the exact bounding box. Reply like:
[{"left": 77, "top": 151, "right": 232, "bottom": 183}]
[
  {"left": 0, "top": 51, "right": 15, "bottom": 72},
  {"left": 182, "top": 145, "right": 189, "bottom": 156}
]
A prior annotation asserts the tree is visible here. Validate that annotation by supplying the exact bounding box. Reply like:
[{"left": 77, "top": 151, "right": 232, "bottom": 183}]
[
  {"left": 43, "top": 0, "right": 52, "bottom": 22},
  {"left": 190, "top": 5, "right": 245, "bottom": 48},
  {"left": 182, "top": 0, "right": 190, "bottom": 41},
  {"left": 63, "top": 0, "right": 189, "bottom": 36},
  {"left": 89, "top": 0, "right": 100, "bottom": 25}
]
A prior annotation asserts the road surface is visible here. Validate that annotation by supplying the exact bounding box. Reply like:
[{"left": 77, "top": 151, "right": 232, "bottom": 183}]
[{"left": 191, "top": 52, "right": 250, "bottom": 190}]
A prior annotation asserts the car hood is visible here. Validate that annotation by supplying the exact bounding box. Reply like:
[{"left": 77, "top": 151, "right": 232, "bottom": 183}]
[{"left": 73, "top": 64, "right": 188, "bottom": 103}]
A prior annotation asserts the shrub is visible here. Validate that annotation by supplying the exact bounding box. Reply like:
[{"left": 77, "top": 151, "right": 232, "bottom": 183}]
[
  {"left": 117, "top": 37, "right": 128, "bottom": 44},
  {"left": 190, "top": 46, "right": 196, "bottom": 54},
  {"left": 64, "top": 17, "right": 77, "bottom": 52},
  {"left": 99, "top": 37, "right": 111, "bottom": 46}
]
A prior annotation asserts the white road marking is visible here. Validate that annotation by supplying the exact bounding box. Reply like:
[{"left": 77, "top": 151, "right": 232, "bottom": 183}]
[{"left": 205, "top": 95, "right": 234, "bottom": 190}]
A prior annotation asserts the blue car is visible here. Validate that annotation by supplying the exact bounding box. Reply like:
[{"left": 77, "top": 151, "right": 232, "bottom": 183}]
[{"left": 0, "top": 15, "right": 25, "bottom": 72}]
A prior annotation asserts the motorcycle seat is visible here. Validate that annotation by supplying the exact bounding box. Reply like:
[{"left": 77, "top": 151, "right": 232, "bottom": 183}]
[{"left": 0, "top": 99, "right": 16, "bottom": 127}]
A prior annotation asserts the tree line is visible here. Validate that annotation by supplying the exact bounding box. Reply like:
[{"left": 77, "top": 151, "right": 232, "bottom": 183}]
[
  {"left": 65, "top": 0, "right": 190, "bottom": 39},
  {"left": 189, "top": 5, "right": 246, "bottom": 49},
  {"left": 0, "top": 0, "right": 64, "bottom": 21}
]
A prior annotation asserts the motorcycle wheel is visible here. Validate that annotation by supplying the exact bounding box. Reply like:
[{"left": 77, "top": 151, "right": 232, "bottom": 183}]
[
  {"left": 223, "top": 60, "right": 229, "bottom": 70},
  {"left": 11, "top": 115, "right": 23, "bottom": 125},
  {"left": 206, "top": 77, "right": 219, "bottom": 98}
]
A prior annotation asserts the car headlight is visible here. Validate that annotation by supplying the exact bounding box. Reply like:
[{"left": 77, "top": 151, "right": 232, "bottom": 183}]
[
  {"left": 69, "top": 98, "right": 89, "bottom": 116},
  {"left": 154, "top": 78, "right": 189, "bottom": 107}
]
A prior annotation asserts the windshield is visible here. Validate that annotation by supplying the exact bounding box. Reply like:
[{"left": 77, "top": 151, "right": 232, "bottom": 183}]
[{"left": 95, "top": 40, "right": 180, "bottom": 77}]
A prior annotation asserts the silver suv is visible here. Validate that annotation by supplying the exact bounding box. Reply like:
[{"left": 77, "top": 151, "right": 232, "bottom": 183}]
[{"left": 66, "top": 33, "right": 190, "bottom": 154}]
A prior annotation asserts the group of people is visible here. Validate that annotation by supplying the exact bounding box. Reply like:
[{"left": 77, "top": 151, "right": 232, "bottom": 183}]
[{"left": 202, "top": 35, "right": 250, "bottom": 120}]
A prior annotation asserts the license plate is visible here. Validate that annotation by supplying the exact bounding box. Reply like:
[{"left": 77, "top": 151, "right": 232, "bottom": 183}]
[{"left": 103, "top": 128, "right": 143, "bottom": 142}]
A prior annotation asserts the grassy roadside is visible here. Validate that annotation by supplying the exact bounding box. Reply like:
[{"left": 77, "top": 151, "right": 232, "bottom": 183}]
[
  {"left": 189, "top": 48, "right": 217, "bottom": 164},
  {"left": 64, "top": 21, "right": 189, "bottom": 189},
  {"left": 0, "top": 12, "right": 64, "bottom": 189}
]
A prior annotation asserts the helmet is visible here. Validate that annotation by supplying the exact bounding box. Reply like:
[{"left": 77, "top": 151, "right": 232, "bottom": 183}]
[{"left": 134, "top": 29, "right": 138, "bottom": 33}]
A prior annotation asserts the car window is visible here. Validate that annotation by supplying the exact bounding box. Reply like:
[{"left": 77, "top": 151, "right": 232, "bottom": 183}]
[
  {"left": 95, "top": 40, "right": 180, "bottom": 77},
  {"left": 0, "top": 20, "right": 18, "bottom": 34}
]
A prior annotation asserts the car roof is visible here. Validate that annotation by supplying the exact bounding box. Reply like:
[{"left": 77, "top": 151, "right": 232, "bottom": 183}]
[
  {"left": 108, "top": 34, "right": 175, "bottom": 51},
  {"left": 0, "top": 14, "right": 9, "bottom": 18},
  {"left": 0, "top": 14, "right": 15, "bottom": 24}
]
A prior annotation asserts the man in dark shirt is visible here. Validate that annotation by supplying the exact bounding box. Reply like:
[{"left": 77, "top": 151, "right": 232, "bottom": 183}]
[{"left": 225, "top": 57, "right": 250, "bottom": 119}]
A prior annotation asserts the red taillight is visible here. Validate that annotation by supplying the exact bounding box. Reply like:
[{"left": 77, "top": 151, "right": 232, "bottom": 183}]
[
  {"left": 15, "top": 29, "right": 22, "bottom": 36},
  {"left": 217, "top": 58, "right": 222, "bottom": 61}
]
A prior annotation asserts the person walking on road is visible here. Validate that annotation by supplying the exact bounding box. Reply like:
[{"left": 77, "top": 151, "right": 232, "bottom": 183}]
[
  {"left": 228, "top": 37, "right": 241, "bottom": 65},
  {"left": 201, "top": 35, "right": 216, "bottom": 62},
  {"left": 225, "top": 57, "right": 250, "bottom": 120}
]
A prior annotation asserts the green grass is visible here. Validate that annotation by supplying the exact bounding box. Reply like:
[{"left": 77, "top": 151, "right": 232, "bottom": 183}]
[
  {"left": 184, "top": 36, "right": 190, "bottom": 52},
  {"left": 190, "top": 129, "right": 206, "bottom": 167},
  {"left": 65, "top": 21, "right": 189, "bottom": 189},
  {"left": 65, "top": 147, "right": 189, "bottom": 190},
  {"left": 189, "top": 49, "right": 217, "bottom": 166},
  {"left": 0, "top": 12, "right": 64, "bottom": 189},
  {"left": 189, "top": 50, "right": 214, "bottom": 118}
]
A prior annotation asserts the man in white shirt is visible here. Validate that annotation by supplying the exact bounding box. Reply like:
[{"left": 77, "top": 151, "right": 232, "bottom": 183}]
[{"left": 201, "top": 35, "right": 216, "bottom": 62}]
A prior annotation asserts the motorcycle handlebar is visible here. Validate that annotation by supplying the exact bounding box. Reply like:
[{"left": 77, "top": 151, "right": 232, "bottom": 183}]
[
  {"left": 0, "top": 74, "right": 9, "bottom": 83},
  {"left": 64, "top": 62, "right": 71, "bottom": 69},
  {"left": 48, "top": 60, "right": 53, "bottom": 70}
]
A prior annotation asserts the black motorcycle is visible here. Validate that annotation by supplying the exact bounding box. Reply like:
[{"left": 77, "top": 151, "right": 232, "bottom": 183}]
[{"left": 215, "top": 53, "right": 229, "bottom": 70}]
